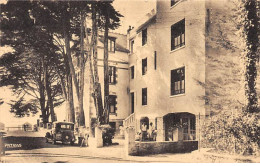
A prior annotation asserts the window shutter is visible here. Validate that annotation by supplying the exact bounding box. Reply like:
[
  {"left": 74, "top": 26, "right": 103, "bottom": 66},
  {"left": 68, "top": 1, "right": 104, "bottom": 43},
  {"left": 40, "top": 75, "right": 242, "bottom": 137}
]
[
  {"left": 114, "top": 96, "right": 118, "bottom": 112},
  {"left": 114, "top": 67, "right": 118, "bottom": 84}
]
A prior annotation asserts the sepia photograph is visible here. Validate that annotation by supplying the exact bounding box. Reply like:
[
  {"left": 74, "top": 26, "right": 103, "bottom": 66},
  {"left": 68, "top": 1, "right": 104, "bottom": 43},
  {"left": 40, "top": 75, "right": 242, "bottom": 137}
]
[{"left": 0, "top": 0, "right": 259, "bottom": 163}]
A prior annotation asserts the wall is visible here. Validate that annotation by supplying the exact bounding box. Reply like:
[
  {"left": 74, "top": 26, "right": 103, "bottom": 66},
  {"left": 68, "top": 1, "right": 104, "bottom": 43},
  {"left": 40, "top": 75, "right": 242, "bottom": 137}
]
[
  {"left": 205, "top": 0, "right": 246, "bottom": 116},
  {"left": 127, "top": 0, "right": 207, "bottom": 134},
  {"left": 155, "top": 0, "right": 206, "bottom": 117},
  {"left": 130, "top": 141, "right": 198, "bottom": 156},
  {"left": 128, "top": 16, "right": 159, "bottom": 127}
]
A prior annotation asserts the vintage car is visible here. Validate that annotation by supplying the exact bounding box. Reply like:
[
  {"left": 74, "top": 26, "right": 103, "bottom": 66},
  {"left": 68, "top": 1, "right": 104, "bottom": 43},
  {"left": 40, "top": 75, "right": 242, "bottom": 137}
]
[{"left": 45, "top": 122, "right": 75, "bottom": 145}]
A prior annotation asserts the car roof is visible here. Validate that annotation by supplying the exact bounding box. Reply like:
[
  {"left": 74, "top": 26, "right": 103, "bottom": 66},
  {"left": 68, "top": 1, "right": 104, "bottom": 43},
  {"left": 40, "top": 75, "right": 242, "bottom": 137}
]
[{"left": 53, "top": 122, "right": 74, "bottom": 125}]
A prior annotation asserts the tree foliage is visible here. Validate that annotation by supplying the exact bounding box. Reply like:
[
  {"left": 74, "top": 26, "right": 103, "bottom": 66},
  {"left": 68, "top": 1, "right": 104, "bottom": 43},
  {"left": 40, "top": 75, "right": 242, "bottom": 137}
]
[
  {"left": 0, "top": 0, "right": 123, "bottom": 127},
  {"left": 202, "top": 0, "right": 259, "bottom": 156},
  {"left": 9, "top": 96, "right": 38, "bottom": 118},
  {"left": 0, "top": 1, "right": 65, "bottom": 122}
]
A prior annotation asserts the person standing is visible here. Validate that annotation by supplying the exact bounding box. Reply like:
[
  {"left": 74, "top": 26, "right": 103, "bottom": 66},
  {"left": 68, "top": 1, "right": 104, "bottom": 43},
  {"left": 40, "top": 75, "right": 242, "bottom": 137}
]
[
  {"left": 141, "top": 123, "right": 147, "bottom": 141},
  {"left": 148, "top": 122, "right": 155, "bottom": 141}
]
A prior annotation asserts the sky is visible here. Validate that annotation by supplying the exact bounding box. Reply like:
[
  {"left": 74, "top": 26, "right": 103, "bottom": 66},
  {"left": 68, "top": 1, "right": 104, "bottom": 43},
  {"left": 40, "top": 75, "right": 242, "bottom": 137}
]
[
  {"left": 0, "top": 0, "right": 156, "bottom": 127},
  {"left": 112, "top": 0, "right": 156, "bottom": 34}
]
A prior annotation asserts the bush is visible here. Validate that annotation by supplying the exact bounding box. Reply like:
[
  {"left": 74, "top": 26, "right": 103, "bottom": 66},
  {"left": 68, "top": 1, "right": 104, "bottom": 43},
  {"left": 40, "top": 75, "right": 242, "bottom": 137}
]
[{"left": 202, "top": 108, "right": 260, "bottom": 156}]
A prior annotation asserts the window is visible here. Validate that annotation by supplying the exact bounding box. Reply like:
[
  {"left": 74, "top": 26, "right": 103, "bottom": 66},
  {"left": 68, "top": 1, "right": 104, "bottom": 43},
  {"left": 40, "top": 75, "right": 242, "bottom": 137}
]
[
  {"left": 142, "top": 58, "right": 147, "bottom": 75},
  {"left": 171, "top": 0, "right": 180, "bottom": 6},
  {"left": 182, "top": 117, "right": 196, "bottom": 141},
  {"left": 190, "top": 117, "right": 196, "bottom": 140},
  {"left": 182, "top": 118, "right": 189, "bottom": 140},
  {"left": 171, "top": 19, "right": 185, "bottom": 50},
  {"left": 108, "top": 95, "right": 117, "bottom": 114},
  {"left": 154, "top": 51, "right": 157, "bottom": 70},
  {"left": 109, "top": 66, "right": 117, "bottom": 84},
  {"left": 142, "top": 88, "right": 147, "bottom": 105},
  {"left": 130, "top": 40, "right": 134, "bottom": 53},
  {"left": 59, "top": 124, "right": 74, "bottom": 130},
  {"left": 130, "top": 66, "right": 134, "bottom": 79},
  {"left": 108, "top": 38, "right": 115, "bottom": 52},
  {"left": 142, "top": 28, "right": 147, "bottom": 46},
  {"left": 131, "top": 92, "right": 134, "bottom": 113},
  {"left": 171, "top": 67, "right": 185, "bottom": 95}
]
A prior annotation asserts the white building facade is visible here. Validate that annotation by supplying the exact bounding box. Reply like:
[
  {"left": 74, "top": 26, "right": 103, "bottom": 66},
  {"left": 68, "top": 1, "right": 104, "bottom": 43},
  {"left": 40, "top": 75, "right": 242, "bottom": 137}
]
[{"left": 124, "top": 0, "right": 222, "bottom": 142}]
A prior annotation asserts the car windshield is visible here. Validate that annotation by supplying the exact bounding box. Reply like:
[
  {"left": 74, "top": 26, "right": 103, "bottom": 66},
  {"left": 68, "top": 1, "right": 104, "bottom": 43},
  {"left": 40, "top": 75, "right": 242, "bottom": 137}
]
[{"left": 58, "top": 124, "right": 73, "bottom": 130}]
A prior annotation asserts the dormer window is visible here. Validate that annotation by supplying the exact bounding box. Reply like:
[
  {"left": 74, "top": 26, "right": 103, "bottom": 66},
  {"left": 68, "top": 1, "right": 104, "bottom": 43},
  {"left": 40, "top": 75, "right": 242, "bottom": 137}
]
[{"left": 108, "top": 38, "right": 115, "bottom": 52}]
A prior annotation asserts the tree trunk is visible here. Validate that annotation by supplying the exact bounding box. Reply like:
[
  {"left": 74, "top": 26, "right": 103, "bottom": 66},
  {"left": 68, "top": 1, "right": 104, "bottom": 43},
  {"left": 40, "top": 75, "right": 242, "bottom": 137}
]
[
  {"left": 78, "top": 11, "right": 86, "bottom": 126},
  {"left": 244, "top": 0, "right": 259, "bottom": 113},
  {"left": 67, "top": 74, "right": 75, "bottom": 123},
  {"left": 62, "top": 5, "right": 75, "bottom": 123},
  {"left": 91, "top": 3, "right": 104, "bottom": 125},
  {"left": 39, "top": 66, "right": 48, "bottom": 124},
  {"left": 103, "top": 6, "right": 110, "bottom": 125},
  {"left": 42, "top": 55, "right": 55, "bottom": 122}
]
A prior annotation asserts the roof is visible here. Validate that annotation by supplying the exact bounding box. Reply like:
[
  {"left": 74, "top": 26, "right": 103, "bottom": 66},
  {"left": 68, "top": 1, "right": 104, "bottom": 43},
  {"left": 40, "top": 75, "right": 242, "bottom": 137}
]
[
  {"left": 98, "top": 36, "right": 129, "bottom": 53},
  {"left": 136, "top": 14, "right": 156, "bottom": 33}
]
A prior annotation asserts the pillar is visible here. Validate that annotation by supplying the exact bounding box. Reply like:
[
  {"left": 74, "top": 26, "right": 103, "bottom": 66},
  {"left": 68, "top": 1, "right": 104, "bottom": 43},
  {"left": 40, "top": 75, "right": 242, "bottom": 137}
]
[
  {"left": 156, "top": 117, "right": 164, "bottom": 141},
  {"left": 196, "top": 114, "right": 205, "bottom": 151},
  {"left": 89, "top": 127, "right": 103, "bottom": 148},
  {"left": 125, "top": 127, "right": 135, "bottom": 156}
]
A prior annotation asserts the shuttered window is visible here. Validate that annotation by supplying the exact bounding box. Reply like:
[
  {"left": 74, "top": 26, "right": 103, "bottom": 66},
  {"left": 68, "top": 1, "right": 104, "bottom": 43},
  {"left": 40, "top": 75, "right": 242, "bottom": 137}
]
[{"left": 109, "top": 66, "right": 117, "bottom": 84}]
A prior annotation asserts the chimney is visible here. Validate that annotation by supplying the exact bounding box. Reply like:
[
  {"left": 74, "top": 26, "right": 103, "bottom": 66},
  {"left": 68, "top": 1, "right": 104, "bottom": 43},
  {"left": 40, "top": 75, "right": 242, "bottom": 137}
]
[{"left": 127, "top": 26, "right": 133, "bottom": 33}]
